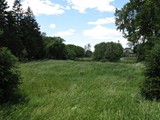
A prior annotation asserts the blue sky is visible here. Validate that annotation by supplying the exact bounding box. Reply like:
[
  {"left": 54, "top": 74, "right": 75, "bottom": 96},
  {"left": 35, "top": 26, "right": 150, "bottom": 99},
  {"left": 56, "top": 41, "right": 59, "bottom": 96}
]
[{"left": 7, "top": 0, "right": 129, "bottom": 50}]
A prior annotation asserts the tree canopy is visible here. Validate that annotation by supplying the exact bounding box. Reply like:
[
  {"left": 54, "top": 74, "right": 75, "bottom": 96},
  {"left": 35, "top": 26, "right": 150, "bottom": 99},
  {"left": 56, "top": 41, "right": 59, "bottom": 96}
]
[
  {"left": 0, "top": 0, "right": 44, "bottom": 60},
  {"left": 0, "top": 47, "right": 21, "bottom": 103},
  {"left": 115, "top": 0, "right": 160, "bottom": 62},
  {"left": 93, "top": 42, "right": 123, "bottom": 62}
]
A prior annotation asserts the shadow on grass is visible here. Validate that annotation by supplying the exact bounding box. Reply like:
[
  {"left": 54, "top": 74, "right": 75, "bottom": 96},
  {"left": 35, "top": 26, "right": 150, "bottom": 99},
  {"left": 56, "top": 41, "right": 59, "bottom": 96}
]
[{"left": 0, "top": 92, "right": 29, "bottom": 119}]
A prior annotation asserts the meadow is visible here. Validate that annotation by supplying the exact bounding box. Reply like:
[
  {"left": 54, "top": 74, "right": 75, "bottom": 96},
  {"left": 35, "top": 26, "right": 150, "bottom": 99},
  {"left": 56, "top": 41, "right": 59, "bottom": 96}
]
[{"left": 1, "top": 60, "right": 160, "bottom": 120}]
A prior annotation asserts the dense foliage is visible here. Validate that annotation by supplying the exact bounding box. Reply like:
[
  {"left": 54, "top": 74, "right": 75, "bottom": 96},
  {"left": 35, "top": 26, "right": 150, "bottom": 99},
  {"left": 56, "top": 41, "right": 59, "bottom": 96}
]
[
  {"left": 21, "top": 7, "right": 45, "bottom": 60},
  {"left": 116, "top": 0, "right": 160, "bottom": 101},
  {"left": 141, "top": 44, "right": 160, "bottom": 100},
  {"left": 0, "top": 48, "right": 21, "bottom": 103},
  {"left": 47, "top": 38, "right": 67, "bottom": 60},
  {"left": 66, "top": 44, "right": 85, "bottom": 60},
  {"left": 42, "top": 36, "right": 85, "bottom": 60},
  {"left": 0, "top": 0, "right": 44, "bottom": 60},
  {"left": 93, "top": 42, "right": 123, "bottom": 62},
  {"left": 0, "top": 0, "right": 85, "bottom": 61},
  {"left": 115, "top": 0, "right": 160, "bottom": 62}
]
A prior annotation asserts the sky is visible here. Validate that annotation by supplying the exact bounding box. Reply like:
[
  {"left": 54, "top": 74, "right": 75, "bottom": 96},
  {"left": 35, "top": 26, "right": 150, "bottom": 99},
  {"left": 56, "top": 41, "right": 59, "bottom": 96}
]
[{"left": 7, "top": 0, "right": 129, "bottom": 50}]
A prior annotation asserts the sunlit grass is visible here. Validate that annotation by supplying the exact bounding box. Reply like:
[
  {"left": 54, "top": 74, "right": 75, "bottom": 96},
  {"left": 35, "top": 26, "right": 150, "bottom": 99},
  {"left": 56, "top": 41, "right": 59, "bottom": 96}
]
[{"left": 0, "top": 60, "right": 160, "bottom": 120}]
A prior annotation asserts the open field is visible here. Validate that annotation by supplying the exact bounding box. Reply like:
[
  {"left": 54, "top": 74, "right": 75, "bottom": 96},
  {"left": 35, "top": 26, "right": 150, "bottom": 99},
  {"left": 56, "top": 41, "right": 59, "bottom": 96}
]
[{"left": 1, "top": 60, "right": 160, "bottom": 120}]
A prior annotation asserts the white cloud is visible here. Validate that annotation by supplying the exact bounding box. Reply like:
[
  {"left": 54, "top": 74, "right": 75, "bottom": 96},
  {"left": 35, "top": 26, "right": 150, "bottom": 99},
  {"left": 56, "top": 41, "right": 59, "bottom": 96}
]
[
  {"left": 83, "top": 25, "right": 128, "bottom": 47},
  {"left": 54, "top": 29, "right": 75, "bottom": 37},
  {"left": 83, "top": 25, "right": 122, "bottom": 40},
  {"left": 88, "top": 17, "right": 115, "bottom": 25},
  {"left": 67, "top": 0, "right": 115, "bottom": 13},
  {"left": 49, "top": 24, "right": 56, "bottom": 29},
  {"left": 22, "top": 0, "right": 65, "bottom": 15},
  {"left": 7, "top": 0, "right": 15, "bottom": 8},
  {"left": 6, "top": 0, "right": 65, "bottom": 15}
]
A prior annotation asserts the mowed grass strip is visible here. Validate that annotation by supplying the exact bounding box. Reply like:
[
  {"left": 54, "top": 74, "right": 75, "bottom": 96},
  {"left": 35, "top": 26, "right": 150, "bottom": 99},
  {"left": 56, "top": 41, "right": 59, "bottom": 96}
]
[{"left": 1, "top": 60, "right": 160, "bottom": 120}]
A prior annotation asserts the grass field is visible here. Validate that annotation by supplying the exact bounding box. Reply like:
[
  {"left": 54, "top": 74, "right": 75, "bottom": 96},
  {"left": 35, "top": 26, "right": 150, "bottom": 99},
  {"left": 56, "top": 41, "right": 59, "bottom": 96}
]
[{"left": 1, "top": 60, "right": 160, "bottom": 120}]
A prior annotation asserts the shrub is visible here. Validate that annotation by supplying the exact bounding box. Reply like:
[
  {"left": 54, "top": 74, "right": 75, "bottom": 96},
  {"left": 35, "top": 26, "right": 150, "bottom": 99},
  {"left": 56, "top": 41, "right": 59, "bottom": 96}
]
[
  {"left": 0, "top": 47, "right": 21, "bottom": 103},
  {"left": 47, "top": 40, "right": 67, "bottom": 60},
  {"left": 93, "top": 42, "right": 106, "bottom": 61},
  {"left": 93, "top": 42, "right": 123, "bottom": 62},
  {"left": 104, "top": 42, "right": 123, "bottom": 62},
  {"left": 66, "top": 46, "right": 76, "bottom": 60},
  {"left": 140, "top": 44, "right": 160, "bottom": 100},
  {"left": 66, "top": 44, "right": 85, "bottom": 60}
]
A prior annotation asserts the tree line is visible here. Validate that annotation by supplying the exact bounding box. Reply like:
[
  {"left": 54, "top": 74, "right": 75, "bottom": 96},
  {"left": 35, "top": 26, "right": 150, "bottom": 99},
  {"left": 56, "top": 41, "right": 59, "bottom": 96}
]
[
  {"left": 0, "top": 0, "right": 45, "bottom": 60},
  {"left": 0, "top": 0, "right": 92, "bottom": 61}
]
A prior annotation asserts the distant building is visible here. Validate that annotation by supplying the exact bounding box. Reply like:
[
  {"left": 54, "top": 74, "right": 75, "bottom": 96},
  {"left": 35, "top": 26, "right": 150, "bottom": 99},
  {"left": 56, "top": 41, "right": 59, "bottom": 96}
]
[{"left": 123, "top": 48, "right": 134, "bottom": 57}]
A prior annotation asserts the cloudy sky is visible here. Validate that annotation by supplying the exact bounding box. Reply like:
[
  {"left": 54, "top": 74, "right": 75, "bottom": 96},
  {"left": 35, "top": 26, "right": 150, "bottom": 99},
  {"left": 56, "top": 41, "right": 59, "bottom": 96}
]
[{"left": 7, "top": 0, "right": 129, "bottom": 50}]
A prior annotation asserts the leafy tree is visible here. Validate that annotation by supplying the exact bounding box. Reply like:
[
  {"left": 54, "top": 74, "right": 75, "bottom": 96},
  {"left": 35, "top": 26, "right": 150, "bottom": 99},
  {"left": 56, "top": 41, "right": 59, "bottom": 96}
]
[
  {"left": 93, "top": 42, "right": 123, "bottom": 62},
  {"left": 66, "top": 45, "right": 76, "bottom": 60},
  {"left": 0, "top": 47, "right": 21, "bottom": 103},
  {"left": 43, "top": 36, "right": 56, "bottom": 57},
  {"left": 74, "top": 46, "right": 85, "bottom": 58},
  {"left": 10, "top": 0, "right": 25, "bottom": 59},
  {"left": 93, "top": 42, "right": 107, "bottom": 61},
  {"left": 43, "top": 36, "right": 58, "bottom": 49},
  {"left": 141, "top": 44, "right": 160, "bottom": 100},
  {"left": 117, "top": 0, "right": 160, "bottom": 100},
  {"left": 115, "top": 0, "right": 160, "bottom": 62},
  {"left": 4, "top": 11, "right": 25, "bottom": 59},
  {"left": 0, "top": 0, "right": 9, "bottom": 47},
  {"left": 133, "top": 39, "right": 156, "bottom": 61},
  {"left": 47, "top": 37, "right": 67, "bottom": 59},
  {"left": 21, "top": 7, "right": 45, "bottom": 60},
  {"left": 0, "top": 0, "right": 25, "bottom": 59},
  {"left": 105, "top": 42, "right": 123, "bottom": 62},
  {"left": 66, "top": 44, "right": 85, "bottom": 59}
]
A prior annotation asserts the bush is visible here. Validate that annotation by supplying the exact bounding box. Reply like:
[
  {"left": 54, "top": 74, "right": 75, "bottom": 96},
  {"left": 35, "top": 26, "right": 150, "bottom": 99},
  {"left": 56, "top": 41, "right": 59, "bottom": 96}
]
[
  {"left": 140, "top": 44, "right": 160, "bottom": 101},
  {"left": 93, "top": 42, "right": 123, "bottom": 62},
  {"left": 47, "top": 40, "right": 67, "bottom": 60},
  {"left": 0, "top": 47, "right": 21, "bottom": 103},
  {"left": 104, "top": 42, "right": 123, "bottom": 62},
  {"left": 66, "top": 44, "right": 85, "bottom": 60},
  {"left": 66, "top": 46, "right": 76, "bottom": 60}
]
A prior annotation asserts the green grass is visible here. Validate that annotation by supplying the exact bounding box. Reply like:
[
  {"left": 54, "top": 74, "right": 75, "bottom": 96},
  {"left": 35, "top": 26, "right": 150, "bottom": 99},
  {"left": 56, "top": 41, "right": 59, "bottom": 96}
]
[{"left": 1, "top": 60, "right": 160, "bottom": 120}]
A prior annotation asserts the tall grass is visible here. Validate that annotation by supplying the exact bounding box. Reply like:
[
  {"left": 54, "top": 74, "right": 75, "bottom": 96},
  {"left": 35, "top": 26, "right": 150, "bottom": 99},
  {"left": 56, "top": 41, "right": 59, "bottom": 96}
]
[{"left": 0, "top": 60, "right": 160, "bottom": 120}]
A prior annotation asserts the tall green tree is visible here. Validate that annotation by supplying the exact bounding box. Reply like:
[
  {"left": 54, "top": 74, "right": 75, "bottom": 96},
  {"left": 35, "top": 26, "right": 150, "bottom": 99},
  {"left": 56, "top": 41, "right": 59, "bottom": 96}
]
[
  {"left": 9, "top": 0, "right": 25, "bottom": 59},
  {"left": 141, "top": 44, "right": 160, "bottom": 100},
  {"left": 4, "top": 11, "right": 24, "bottom": 59},
  {"left": 105, "top": 42, "right": 123, "bottom": 62},
  {"left": 0, "top": 0, "right": 8, "bottom": 47},
  {"left": 0, "top": 0, "right": 8, "bottom": 28},
  {"left": 0, "top": 0, "right": 25, "bottom": 59},
  {"left": 66, "top": 45, "right": 76, "bottom": 60},
  {"left": 93, "top": 42, "right": 106, "bottom": 61},
  {"left": 115, "top": 0, "right": 160, "bottom": 62},
  {"left": 47, "top": 37, "right": 67, "bottom": 59},
  {"left": 0, "top": 47, "right": 21, "bottom": 103},
  {"left": 21, "top": 7, "right": 44, "bottom": 59}
]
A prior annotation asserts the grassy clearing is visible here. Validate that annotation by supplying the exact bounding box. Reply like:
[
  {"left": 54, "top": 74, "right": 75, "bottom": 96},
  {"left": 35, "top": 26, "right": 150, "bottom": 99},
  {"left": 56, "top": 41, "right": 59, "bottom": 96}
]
[{"left": 0, "top": 60, "right": 160, "bottom": 120}]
